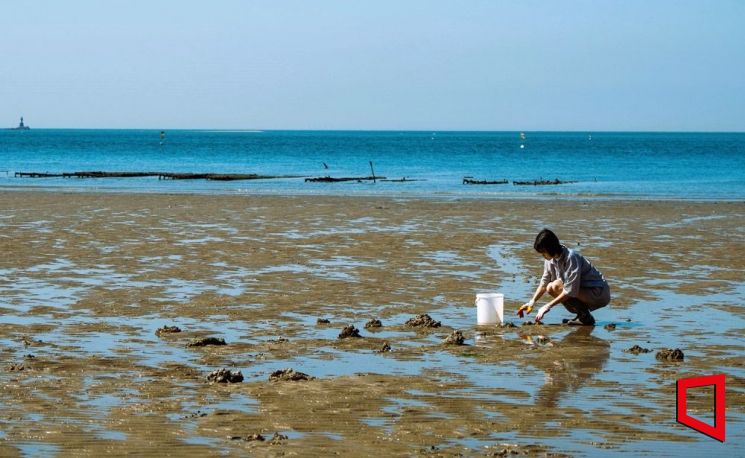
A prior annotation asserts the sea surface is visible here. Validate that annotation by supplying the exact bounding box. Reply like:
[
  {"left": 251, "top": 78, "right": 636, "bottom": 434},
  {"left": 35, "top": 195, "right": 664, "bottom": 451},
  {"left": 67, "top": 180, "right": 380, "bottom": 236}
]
[{"left": 1, "top": 129, "right": 744, "bottom": 199}]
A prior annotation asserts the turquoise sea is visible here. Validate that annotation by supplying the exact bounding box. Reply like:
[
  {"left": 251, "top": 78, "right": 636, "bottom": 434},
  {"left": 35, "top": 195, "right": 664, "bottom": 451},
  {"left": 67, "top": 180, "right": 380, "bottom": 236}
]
[{"left": 1, "top": 129, "right": 744, "bottom": 199}]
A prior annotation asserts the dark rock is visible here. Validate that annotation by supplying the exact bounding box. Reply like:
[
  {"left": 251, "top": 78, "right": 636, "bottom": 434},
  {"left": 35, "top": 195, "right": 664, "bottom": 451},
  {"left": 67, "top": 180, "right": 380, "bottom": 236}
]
[
  {"left": 380, "top": 342, "right": 392, "bottom": 352},
  {"left": 316, "top": 318, "right": 331, "bottom": 325},
  {"left": 187, "top": 337, "right": 227, "bottom": 347},
  {"left": 338, "top": 325, "right": 361, "bottom": 339},
  {"left": 270, "top": 337, "right": 289, "bottom": 343},
  {"left": 155, "top": 325, "right": 182, "bottom": 337},
  {"left": 8, "top": 363, "right": 25, "bottom": 371},
  {"left": 229, "top": 433, "right": 265, "bottom": 441},
  {"left": 443, "top": 330, "right": 466, "bottom": 345},
  {"left": 269, "top": 368, "right": 315, "bottom": 382},
  {"left": 625, "top": 345, "right": 652, "bottom": 354},
  {"left": 207, "top": 368, "right": 244, "bottom": 383},
  {"left": 270, "top": 432, "right": 289, "bottom": 444},
  {"left": 405, "top": 314, "right": 441, "bottom": 328},
  {"left": 534, "top": 335, "right": 551, "bottom": 345},
  {"left": 656, "top": 348, "right": 685, "bottom": 361},
  {"left": 364, "top": 319, "right": 383, "bottom": 329},
  {"left": 499, "top": 322, "right": 517, "bottom": 328},
  {"left": 604, "top": 323, "right": 617, "bottom": 331}
]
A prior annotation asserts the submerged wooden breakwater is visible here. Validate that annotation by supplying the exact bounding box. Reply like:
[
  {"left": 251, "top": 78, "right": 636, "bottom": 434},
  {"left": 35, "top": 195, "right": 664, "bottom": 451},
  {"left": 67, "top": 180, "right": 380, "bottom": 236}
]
[
  {"left": 463, "top": 177, "right": 509, "bottom": 185},
  {"left": 15, "top": 171, "right": 302, "bottom": 181},
  {"left": 512, "top": 179, "right": 577, "bottom": 186},
  {"left": 463, "top": 177, "right": 575, "bottom": 185},
  {"left": 15, "top": 171, "right": 576, "bottom": 186},
  {"left": 304, "top": 176, "right": 386, "bottom": 183}
]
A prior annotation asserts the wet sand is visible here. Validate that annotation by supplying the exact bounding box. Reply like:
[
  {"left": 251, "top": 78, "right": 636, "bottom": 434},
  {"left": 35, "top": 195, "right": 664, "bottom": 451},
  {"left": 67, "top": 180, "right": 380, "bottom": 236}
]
[{"left": 1, "top": 191, "right": 743, "bottom": 456}]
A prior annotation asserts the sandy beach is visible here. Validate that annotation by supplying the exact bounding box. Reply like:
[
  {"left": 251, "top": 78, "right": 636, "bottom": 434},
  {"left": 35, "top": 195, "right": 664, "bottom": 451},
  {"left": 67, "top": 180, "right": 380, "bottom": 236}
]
[{"left": 1, "top": 191, "right": 743, "bottom": 456}]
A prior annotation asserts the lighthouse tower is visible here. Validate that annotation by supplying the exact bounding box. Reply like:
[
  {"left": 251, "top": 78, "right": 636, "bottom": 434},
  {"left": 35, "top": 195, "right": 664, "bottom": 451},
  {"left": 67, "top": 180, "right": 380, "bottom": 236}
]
[{"left": 14, "top": 117, "right": 30, "bottom": 130}]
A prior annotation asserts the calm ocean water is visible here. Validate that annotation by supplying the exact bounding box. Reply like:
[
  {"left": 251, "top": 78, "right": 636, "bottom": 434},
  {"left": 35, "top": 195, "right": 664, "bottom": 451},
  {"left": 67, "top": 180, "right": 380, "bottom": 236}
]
[{"left": 1, "top": 129, "right": 744, "bottom": 199}]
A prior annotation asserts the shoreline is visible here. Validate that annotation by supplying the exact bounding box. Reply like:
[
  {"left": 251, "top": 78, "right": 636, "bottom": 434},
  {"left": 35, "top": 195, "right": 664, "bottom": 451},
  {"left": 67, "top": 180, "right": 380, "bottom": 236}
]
[{"left": 2, "top": 185, "right": 745, "bottom": 204}]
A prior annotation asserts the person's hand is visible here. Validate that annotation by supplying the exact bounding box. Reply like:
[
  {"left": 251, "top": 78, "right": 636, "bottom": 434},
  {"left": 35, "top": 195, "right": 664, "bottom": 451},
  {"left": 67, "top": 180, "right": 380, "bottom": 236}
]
[
  {"left": 517, "top": 300, "right": 535, "bottom": 317},
  {"left": 535, "top": 304, "right": 552, "bottom": 322}
]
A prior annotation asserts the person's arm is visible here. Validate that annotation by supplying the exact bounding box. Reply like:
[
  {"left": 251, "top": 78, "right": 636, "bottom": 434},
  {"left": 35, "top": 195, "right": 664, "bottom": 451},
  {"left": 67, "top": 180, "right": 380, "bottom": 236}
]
[
  {"left": 536, "top": 254, "right": 581, "bottom": 322},
  {"left": 519, "top": 260, "right": 552, "bottom": 315},
  {"left": 535, "top": 290, "right": 568, "bottom": 321},
  {"left": 519, "top": 284, "right": 547, "bottom": 314}
]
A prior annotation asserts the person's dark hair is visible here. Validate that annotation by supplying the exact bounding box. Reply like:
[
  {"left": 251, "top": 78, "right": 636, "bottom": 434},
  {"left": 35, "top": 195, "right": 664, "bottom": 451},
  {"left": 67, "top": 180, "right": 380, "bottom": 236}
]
[{"left": 534, "top": 229, "right": 562, "bottom": 257}]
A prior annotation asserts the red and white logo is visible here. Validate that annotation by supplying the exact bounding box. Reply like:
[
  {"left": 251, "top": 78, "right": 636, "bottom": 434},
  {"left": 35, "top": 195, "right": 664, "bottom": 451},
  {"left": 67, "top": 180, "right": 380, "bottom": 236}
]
[{"left": 676, "top": 373, "right": 726, "bottom": 442}]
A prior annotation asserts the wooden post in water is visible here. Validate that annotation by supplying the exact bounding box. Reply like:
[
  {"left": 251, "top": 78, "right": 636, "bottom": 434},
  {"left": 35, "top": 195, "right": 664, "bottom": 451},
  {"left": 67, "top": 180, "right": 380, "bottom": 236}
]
[{"left": 369, "top": 161, "right": 376, "bottom": 183}]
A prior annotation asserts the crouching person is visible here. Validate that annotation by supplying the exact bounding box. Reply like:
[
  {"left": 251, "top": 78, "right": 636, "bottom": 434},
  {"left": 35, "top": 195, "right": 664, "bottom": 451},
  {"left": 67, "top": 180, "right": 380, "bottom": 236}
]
[{"left": 518, "top": 228, "right": 610, "bottom": 325}]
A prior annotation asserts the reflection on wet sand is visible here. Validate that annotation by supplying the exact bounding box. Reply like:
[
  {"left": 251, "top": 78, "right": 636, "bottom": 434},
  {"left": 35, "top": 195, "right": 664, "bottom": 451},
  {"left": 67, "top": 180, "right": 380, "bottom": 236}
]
[{"left": 530, "top": 326, "right": 610, "bottom": 408}]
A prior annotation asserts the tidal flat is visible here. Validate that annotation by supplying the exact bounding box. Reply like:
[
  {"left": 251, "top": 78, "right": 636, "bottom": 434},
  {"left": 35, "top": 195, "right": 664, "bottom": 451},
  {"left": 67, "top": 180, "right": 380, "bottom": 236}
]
[{"left": 0, "top": 192, "right": 743, "bottom": 456}]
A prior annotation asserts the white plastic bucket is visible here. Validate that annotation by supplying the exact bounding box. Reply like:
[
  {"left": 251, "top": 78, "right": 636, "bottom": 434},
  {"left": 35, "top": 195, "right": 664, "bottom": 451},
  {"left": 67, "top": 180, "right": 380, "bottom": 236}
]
[{"left": 476, "top": 293, "right": 504, "bottom": 325}]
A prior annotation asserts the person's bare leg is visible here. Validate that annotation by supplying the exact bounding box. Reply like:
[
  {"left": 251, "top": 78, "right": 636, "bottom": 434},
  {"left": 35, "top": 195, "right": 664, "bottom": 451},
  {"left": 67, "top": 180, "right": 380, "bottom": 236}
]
[{"left": 547, "top": 280, "right": 594, "bottom": 325}]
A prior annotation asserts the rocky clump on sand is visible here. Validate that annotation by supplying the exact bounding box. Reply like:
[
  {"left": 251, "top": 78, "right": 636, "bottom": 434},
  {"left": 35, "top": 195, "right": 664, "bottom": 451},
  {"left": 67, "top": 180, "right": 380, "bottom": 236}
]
[
  {"left": 270, "top": 432, "right": 289, "bottom": 445},
  {"left": 316, "top": 318, "right": 330, "bottom": 325},
  {"left": 364, "top": 319, "right": 383, "bottom": 329},
  {"left": 207, "top": 368, "right": 244, "bottom": 383},
  {"left": 380, "top": 342, "right": 392, "bottom": 352},
  {"left": 8, "top": 363, "right": 25, "bottom": 371},
  {"left": 534, "top": 335, "right": 551, "bottom": 345},
  {"left": 338, "top": 325, "right": 361, "bottom": 339},
  {"left": 229, "top": 433, "right": 265, "bottom": 442},
  {"left": 486, "top": 444, "right": 555, "bottom": 456},
  {"left": 405, "top": 314, "right": 441, "bottom": 328},
  {"left": 656, "top": 348, "right": 685, "bottom": 361},
  {"left": 522, "top": 321, "right": 541, "bottom": 326},
  {"left": 443, "top": 330, "right": 466, "bottom": 345},
  {"left": 604, "top": 323, "right": 617, "bottom": 331},
  {"left": 155, "top": 325, "right": 182, "bottom": 337},
  {"left": 499, "top": 322, "right": 517, "bottom": 328},
  {"left": 270, "top": 368, "right": 315, "bottom": 382},
  {"left": 625, "top": 345, "right": 652, "bottom": 354},
  {"left": 187, "top": 337, "right": 227, "bottom": 347}
]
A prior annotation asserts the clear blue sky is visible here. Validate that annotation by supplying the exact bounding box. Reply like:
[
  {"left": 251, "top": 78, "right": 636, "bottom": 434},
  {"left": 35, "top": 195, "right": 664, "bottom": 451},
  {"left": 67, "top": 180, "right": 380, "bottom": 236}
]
[{"left": 2, "top": 0, "right": 744, "bottom": 131}]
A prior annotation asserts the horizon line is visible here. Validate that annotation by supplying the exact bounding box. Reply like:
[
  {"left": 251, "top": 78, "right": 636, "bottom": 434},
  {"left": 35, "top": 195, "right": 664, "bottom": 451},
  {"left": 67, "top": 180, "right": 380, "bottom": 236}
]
[{"left": 4, "top": 126, "right": 745, "bottom": 134}]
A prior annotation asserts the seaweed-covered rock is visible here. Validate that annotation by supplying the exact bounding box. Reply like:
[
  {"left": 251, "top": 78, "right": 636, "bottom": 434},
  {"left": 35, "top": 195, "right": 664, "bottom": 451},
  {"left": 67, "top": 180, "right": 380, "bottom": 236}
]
[
  {"left": 269, "top": 368, "right": 315, "bottom": 382},
  {"left": 229, "top": 433, "right": 265, "bottom": 441},
  {"left": 8, "top": 363, "right": 25, "bottom": 371},
  {"left": 405, "top": 314, "right": 441, "bottom": 328},
  {"left": 364, "top": 319, "right": 383, "bottom": 329},
  {"left": 338, "top": 325, "right": 361, "bottom": 339},
  {"left": 522, "top": 321, "right": 540, "bottom": 326},
  {"left": 625, "top": 345, "right": 652, "bottom": 354},
  {"left": 155, "top": 325, "right": 182, "bottom": 337},
  {"left": 534, "top": 335, "right": 551, "bottom": 345},
  {"left": 380, "top": 342, "right": 392, "bottom": 352},
  {"left": 316, "top": 318, "right": 331, "bottom": 325},
  {"left": 443, "top": 330, "right": 466, "bottom": 345},
  {"left": 656, "top": 348, "right": 685, "bottom": 361},
  {"left": 499, "top": 322, "right": 517, "bottom": 328},
  {"left": 270, "top": 432, "right": 289, "bottom": 444},
  {"left": 187, "top": 337, "right": 227, "bottom": 347},
  {"left": 604, "top": 323, "right": 617, "bottom": 331},
  {"left": 207, "top": 368, "right": 244, "bottom": 383}
]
